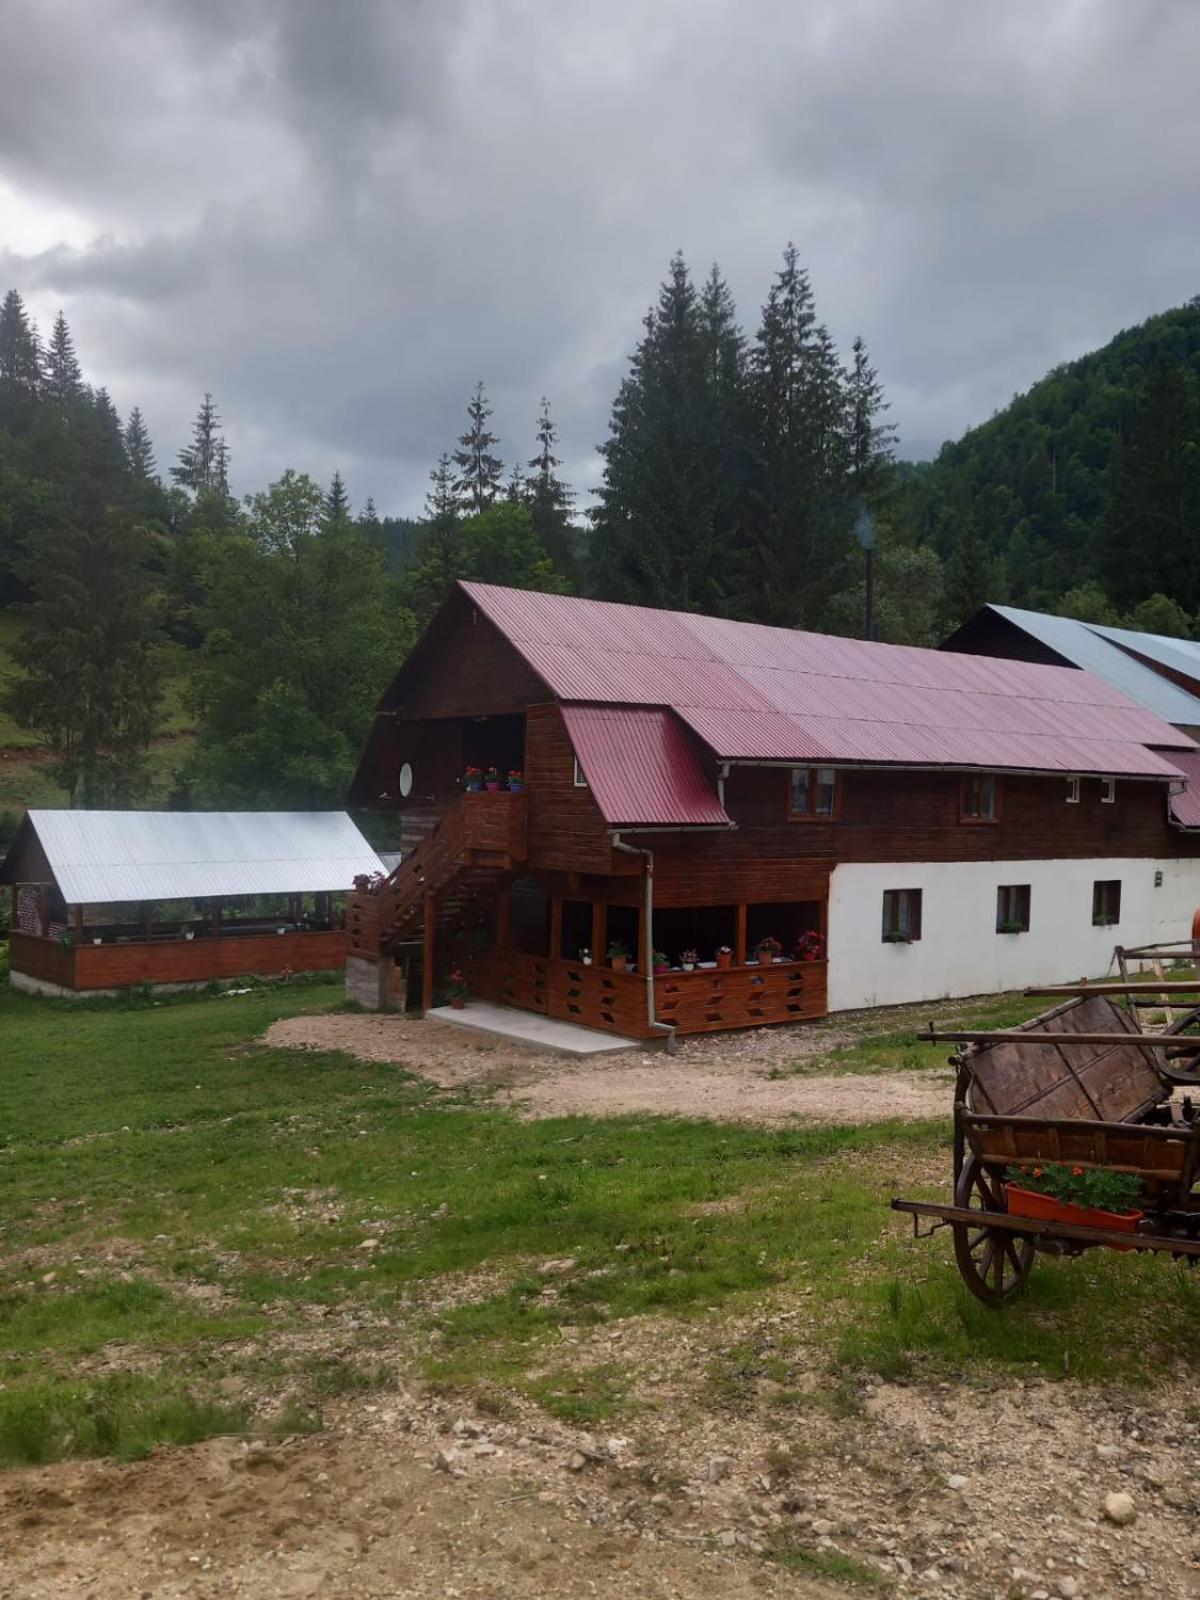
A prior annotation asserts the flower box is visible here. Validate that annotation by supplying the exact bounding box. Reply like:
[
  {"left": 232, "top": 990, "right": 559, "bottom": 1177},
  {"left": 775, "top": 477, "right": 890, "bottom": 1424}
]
[{"left": 1005, "top": 1185, "right": 1143, "bottom": 1250}]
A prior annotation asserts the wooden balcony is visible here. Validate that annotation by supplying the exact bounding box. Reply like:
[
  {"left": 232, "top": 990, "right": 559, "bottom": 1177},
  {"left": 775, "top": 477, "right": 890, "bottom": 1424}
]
[{"left": 469, "top": 951, "right": 827, "bottom": 1038}]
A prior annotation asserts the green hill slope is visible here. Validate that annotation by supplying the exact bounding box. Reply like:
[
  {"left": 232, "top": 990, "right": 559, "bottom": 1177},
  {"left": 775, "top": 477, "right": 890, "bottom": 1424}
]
[{"left": 912, "top": 297, "right": 1200, "bottom": 613}]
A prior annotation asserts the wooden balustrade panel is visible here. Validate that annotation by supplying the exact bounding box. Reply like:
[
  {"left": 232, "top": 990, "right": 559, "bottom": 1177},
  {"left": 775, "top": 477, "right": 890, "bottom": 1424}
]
[
  {"left": 468, "top": 951, "right": 828, "bottom": 1037},
  {"left": 68, "top": 931, "right": 347, "bottom": 990},
  {"left": 8, "top": 930, "right": 77, "bottom": 987},
  {"left": 461, "top": 792, "right": 528, "bottom": 859},
  {"left": 653, "top": 960, "right": 827, "bottom": 1033}
]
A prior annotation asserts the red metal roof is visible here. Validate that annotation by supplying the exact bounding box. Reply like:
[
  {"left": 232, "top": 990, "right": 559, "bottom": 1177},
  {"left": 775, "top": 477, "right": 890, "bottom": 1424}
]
[
  {"left": 461, "top": 583, "right": 1195, "bottom": 781},
  {"left": 561, "top": 706, "right": 732, "bottom": 827},
  {"left": 1168, "top": 747, "right": 1200, "bottom": 828}
]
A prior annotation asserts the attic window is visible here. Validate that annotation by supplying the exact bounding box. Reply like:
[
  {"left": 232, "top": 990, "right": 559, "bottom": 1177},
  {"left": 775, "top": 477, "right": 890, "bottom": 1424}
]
[
  {"left": 1100, "top": 776, "right": 1117, "bottom": 804},
  {"left": 789, "top": 767, "right": 839, "bottom": 819},
  {"left": 1065, "top": 775, "right": 1080, "bottom": 804},
  {"left": 572, "top": 757, "right": 589, "bottom": 789},
  {"left": 960, "top": 773, "right": 999, "bottom": 823}
]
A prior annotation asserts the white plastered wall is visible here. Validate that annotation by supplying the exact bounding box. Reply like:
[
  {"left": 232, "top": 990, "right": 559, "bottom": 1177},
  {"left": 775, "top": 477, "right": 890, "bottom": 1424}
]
[{"left": 826, "top": 856, "right": 1200, "bottom": 1012}]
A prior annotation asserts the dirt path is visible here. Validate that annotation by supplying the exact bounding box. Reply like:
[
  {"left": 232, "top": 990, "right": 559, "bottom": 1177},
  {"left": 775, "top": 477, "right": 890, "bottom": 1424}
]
[{"left": 265, "top": 1012, "right": 952, "bottom": 1125}]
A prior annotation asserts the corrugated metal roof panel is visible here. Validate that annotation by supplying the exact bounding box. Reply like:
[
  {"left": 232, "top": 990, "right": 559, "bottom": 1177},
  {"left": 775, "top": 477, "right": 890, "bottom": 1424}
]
[
  {"left": 460, "top": 583, "right": 1193, "bottom": 779},
  {"left": 1168, "top": 748, "right": 1200, "bottom": 828},
  {"left": 11, "top": 811, "right": 384, "bottom": 905},
  {"left": 561, "top": 707, "right": 732, "bottom": 827},
  {"left": 988, "top": 606, "right": 1200, "bottom": 725}
]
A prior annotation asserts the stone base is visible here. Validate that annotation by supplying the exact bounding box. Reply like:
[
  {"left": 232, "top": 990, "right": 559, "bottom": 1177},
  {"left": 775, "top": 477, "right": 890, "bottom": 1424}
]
[{"left": 346, "top": 954, "right": 408, "bottom": 1011}]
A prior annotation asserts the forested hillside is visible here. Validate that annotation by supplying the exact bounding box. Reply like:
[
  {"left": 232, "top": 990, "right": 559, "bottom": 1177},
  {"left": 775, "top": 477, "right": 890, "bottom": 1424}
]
[
  {"left": 909, "top": 298, "right": 1200, "bottom": 629},
  {"left": 3, "top": 268, "right": 1200, "bottom": 848}
]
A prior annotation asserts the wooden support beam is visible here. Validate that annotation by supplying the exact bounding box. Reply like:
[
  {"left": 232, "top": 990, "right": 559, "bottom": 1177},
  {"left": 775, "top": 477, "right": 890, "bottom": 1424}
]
[
  {"left": 549, "top": 897, "right": 563, "bottom": 961},
  {"left": 73, "top": 905, "right": 84, "bottom": 936},
  {"left": 919, "top": 1028, "right": 1200, "bottom": 1050},
  {"left": 637, "top": 900, "right": 648, "bottom": 973},
  {"left": 591, "top": 901, "right": 606, "bottom": 963},
  {"left": 734, "top": 904, "right": 747, "bottom": 967},
  {"left": 422, "top": 890, "right": 435, "bottom": 1013},
  {"left": 1026, "top": 983, "right": 1200, "bottom": 997}
]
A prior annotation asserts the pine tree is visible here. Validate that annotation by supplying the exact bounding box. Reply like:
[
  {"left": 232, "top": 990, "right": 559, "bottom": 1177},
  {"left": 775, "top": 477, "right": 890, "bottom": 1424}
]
[
  {"left": 324, "top": 469, "right": 351, "bottom": 525},
  {"left": 0, "top": 289, "right": 43, "bottom": 430},
  {"left": 45, "top": 310, "right": 84, "bottom": 415},
  {"left": 358, "top": 494, "right": 380, "bottom": 527},
  {"left": 123, "top": 406, "right": 157, "bottom": 479},
  {"left": 505, "top": 461, "right": 528, "bottom": 503},
  {"left": 453, "top": 382, "right": 504, "bottom": 513},
  {"left": 171, "top": 393, "right": 228, "bottom": 492}
]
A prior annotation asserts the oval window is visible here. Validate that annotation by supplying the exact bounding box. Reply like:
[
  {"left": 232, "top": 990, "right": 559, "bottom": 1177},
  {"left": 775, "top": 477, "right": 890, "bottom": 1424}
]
[{"left": 398, "top": 762, "right": 413, "bottom": 798}]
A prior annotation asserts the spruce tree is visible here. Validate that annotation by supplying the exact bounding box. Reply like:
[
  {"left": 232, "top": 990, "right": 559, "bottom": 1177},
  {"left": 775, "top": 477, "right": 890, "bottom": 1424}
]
[
  {"left": 505, "top": 461, "right": 528, "bottom": 503},
  {"left": 452, "top": 382, "right": 504, "bottom": 513},
  {"left": 45, "top": 310, "right": 84, "bottom": 415},
  {"left": 0, "top": 289, "right": 43, "bottom": 430},
  {"left": 171, "top": 393, "right": 228, "bottom": 492},
  {"left": 592, "top": 253, "right": 736, "bottom": 613},
  {"left": 6, "top": 506, "right": 163, "bottom": 805},
  {"left": 844, "top": 335, "right": 896, "bottom": 500},
  {"left": 527, "top": 396, "right": 575, "bottom": 572},
  {"left": 745, "top": 244, "right": 853, "bottom": 627},
  {"left": 942, "top": 520, "right": 994, "bottom": 627},
  {"left": 324, "top": 469, "right": 351, "bottom": 524},
  {"left": 123, "top": 406, "right": 157, "bottom": 479}
]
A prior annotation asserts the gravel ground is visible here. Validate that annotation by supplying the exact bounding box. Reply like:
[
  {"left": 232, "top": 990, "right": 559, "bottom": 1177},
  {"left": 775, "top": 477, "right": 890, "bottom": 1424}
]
[{"left": 265, "top": 1012, "right": 955, "bottom": 1125}]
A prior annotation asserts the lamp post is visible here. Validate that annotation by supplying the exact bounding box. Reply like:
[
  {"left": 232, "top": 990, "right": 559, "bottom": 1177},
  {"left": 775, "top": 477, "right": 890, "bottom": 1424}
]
[{"left": 854, "top": 503, "right": 876, "bottom": 641}]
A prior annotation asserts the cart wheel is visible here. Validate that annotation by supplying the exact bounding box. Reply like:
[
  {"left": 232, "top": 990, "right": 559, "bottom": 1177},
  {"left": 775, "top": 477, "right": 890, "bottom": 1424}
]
[{"left": 953, "top": 1155, "right": 1035, "bottom": 1306}]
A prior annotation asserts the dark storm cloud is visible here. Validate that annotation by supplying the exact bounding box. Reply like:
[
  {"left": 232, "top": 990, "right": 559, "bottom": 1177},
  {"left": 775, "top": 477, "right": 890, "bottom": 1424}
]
[{"left": 2, "top": 0, "right": 1198, "bottom": 511}]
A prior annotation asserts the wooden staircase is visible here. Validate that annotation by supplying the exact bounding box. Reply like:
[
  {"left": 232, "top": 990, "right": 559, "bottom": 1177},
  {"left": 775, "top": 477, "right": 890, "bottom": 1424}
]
[{"left": 348, "top": 792, "right": 528, "bottom": 965}]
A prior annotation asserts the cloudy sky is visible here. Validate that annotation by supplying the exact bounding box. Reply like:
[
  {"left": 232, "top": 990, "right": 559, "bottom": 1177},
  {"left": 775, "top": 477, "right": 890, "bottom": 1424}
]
[{"left": 2, "top": 0, "right": 1197, "bottom": 515}]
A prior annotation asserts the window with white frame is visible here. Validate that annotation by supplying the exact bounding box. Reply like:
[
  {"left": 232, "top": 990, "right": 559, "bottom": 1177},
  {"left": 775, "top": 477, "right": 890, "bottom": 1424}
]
[
  {"left": 1066, "top": 775, "right": 1080, "bottom": 804},
  {"left": 1100, "top": 776, "right": 1116, "bottom": 804},
  {"left": 572, "top": 757, "right": 589, "bottom": 789}
]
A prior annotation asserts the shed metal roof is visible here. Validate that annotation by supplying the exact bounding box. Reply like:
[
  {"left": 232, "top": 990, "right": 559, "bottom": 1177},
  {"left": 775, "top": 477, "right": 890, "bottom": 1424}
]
[
  {"left": 459, "top": 583, "right": 1192, "bottom": 779},
  {"left": 2, "top": 811, "right": 384, "bottom": 905},
  {"left": 980, "top": 606, "right": 1200, "bottom": 727},
  {"left": 562, "top": 706, "right": 733, "bottom": 827}
]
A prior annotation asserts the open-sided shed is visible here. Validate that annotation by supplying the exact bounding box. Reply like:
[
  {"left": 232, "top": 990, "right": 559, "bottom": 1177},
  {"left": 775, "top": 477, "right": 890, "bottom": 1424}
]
[{"left": 1, "top": 809, "right": 383, "bottom": 996}]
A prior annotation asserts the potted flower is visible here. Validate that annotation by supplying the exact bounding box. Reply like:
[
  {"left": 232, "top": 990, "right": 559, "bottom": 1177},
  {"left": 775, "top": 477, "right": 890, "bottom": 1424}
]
[
  {"left": 652, "top": 950, "right": 670, "bottom": 974},
  {"left": 796, "top": 930, "right": 825, "bottom": 962},
  {"left": 484, "top": 765, "right": 502, "bottom": 792},
  {"left": 464, "top": 765, "right": 484, "bottom": 792},
  {"left": 607, "top": 940, "right": 630, "bottom": 972},
  {"left": 1005, "top": 1162, "right": 1143, "bottom": 1248},
  {"left": 753, "top": 935, "right": 782, "bottom": 965},
  {"left": 578, "top": 946, "right": 592, "bottom": 967},
  {"left": 680, "top": 948, "right": 698, "bottom": 972},
  {"left": 446, "top": 966, "right": 469, "bottom": 1010},
  {"left": 715, "top": 944, "right": 733, "bottom": 969},
  {"left": 507, "top": 769, "right": 525, "bottom": 793}
]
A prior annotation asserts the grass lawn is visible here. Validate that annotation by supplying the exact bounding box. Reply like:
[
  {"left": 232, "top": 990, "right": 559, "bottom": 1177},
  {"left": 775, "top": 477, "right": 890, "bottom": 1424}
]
[{"left": 2, "top": 979, "right": 1198, "bottom": 1470}]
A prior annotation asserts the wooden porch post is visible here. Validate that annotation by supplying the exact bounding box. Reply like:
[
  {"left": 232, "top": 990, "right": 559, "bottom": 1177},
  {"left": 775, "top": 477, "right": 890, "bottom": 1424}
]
[
  {"left": 212, "top": 900, "right": 222, "bottom": 939},
  {"left": 422, "top": 890, "right": 436, "bottom": 1013},
  {"left": 637, "top": 900, "right": 648, "bottom": 973},
  {"left": 549, "top": 897, "right": 563, "bottom": 961},
  {"left": 734, "top": 904, "right": 747, "bottom": 967},
  {"left": 591, "top": 901, "right": 606, "bottom": 963},
  {"left": 73, "top": 905, "right": 84, "bottom": 937}
]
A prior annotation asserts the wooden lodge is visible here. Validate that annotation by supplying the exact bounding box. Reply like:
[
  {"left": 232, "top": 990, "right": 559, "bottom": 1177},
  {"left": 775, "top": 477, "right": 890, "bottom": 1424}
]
[
  {"left": 1, "top": 810, "right": 383, "bottom": 996},
  {"left": 345, "top": 582, "right": 1200, "bottom": 1039}
]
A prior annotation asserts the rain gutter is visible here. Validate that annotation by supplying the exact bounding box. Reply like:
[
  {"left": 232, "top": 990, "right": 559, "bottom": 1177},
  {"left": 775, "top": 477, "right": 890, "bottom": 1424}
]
[{"left": 610, "top": 833, "right": 677, "bottom": 1055}]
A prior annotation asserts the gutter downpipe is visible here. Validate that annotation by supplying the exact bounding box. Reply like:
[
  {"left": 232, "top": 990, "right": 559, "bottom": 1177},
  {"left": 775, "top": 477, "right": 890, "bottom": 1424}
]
[{"left": 611, "top": 833, "right": 678, "bottom": 1055}]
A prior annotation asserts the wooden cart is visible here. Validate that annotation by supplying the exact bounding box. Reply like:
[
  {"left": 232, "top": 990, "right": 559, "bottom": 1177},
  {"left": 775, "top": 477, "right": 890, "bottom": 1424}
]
[{"left": 892, "top": 954, "right": 1200, "bottom": 1305}]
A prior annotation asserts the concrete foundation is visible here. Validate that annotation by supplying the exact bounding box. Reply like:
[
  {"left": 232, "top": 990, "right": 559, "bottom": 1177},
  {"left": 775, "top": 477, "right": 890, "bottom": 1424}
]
[{"left": 427, "top": 999, "right": 641, "bottom": 1056}]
